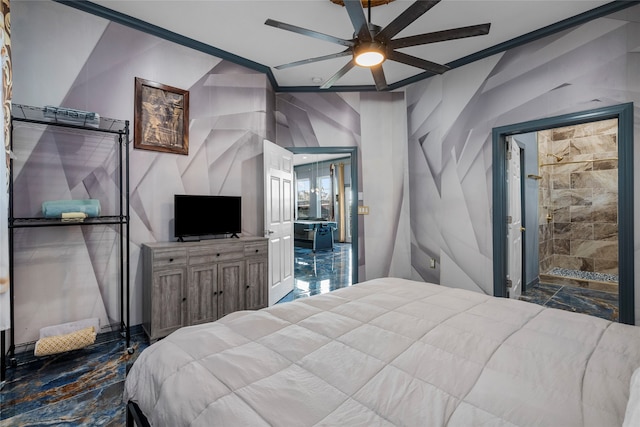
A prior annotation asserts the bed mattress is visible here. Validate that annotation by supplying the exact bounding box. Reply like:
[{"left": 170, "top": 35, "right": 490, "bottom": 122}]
[{"left": 124, "top": 278, "right": 640, "bottom": 426}]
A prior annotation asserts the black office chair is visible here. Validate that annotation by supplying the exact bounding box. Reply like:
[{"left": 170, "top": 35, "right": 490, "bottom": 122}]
[{"left": 313, "top": 224, "right": 334, "bottom": 252}]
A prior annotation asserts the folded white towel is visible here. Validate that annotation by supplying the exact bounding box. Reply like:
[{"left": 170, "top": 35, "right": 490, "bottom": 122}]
[{"left": 61, "top": 211, "right": 88, "bottom": 219}]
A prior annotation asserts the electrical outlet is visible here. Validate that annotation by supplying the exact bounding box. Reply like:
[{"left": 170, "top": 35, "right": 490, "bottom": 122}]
[
  {"left": 429, "top": 258, "right": 436, "bottom": 269},
  {"left": 358, "top": 206, "right": 370, "bottom": 215}
]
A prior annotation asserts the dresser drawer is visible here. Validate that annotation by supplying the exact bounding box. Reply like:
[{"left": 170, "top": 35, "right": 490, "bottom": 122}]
[
  {"left": 189, "top": 244, "right": 244, "bottom": 264},
  {"left": 153, "top": 249, "right": 187, "bottom": 268},
  {"left": 244, "top": 242, "right": 268, "bottom": 257}
]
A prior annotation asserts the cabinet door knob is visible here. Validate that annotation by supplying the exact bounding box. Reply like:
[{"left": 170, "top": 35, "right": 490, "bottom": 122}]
[
  {"left": 216, "top": 253, "right": 220, "bottom": 257},
  {"left": 169, "top": 258, "right": 174, "bottom": 262},
  {"left": 255, "top": 249, "right": 259, "bottom": 253},
  {"left": 219, "top": 290, "right": 223, "bottom": 294},
  {"left": 213, "top": 291, "right": 217, "bottom": 296},
  {"left": 246, "top": 285, "right": 250, "bottom": 289},
  {"left": 182, "top": 297, "right": 186, "bottom": 302}
]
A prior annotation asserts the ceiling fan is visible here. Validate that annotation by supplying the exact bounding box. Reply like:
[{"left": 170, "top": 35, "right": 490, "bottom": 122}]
[{"left": 265, "top": 0, "right": 491, "bottom": 90}]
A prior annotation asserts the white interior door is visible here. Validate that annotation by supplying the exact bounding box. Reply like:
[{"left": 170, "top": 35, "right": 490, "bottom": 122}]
[
  {"left": 264, "top": 140, "right": 294, "bottom": 305},
  {"left": 507, "top": 137, "right": 523, "bottom": 299}
]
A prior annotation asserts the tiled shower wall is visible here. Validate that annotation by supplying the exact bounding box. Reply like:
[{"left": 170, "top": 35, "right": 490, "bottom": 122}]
[{"left": 538, "top": 119, "right": 618, "bottom": 277}]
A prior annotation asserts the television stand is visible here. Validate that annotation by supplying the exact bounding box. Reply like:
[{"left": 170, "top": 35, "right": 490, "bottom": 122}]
[
  {"left": 140, "top": 237, "right": 269, "bottom": 341},
  {"left": 230, "top": 233, "right": 240, "bottom": 239}
]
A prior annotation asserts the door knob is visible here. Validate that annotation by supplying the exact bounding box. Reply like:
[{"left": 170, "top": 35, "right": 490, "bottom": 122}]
[
  {"left": 520, "top": 226, "right": 526, "bottom": 232},
  {"left": 267, "top": 230, "right": 275, "bottom": 235}
]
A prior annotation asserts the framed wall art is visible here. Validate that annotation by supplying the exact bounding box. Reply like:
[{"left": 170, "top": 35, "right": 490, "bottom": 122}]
[{"left": 134, "top": 77, "right": 189, "bottom": 155}]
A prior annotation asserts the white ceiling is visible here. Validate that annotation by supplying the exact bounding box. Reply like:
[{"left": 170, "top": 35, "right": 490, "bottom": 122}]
[{"left": 90, "top": 0, "right": 617, "bottom": 90}]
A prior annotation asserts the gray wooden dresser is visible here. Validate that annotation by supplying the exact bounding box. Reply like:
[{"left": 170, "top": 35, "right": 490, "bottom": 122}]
[{"left": 141, "top": 237, "right": 268, "bottom": 341}]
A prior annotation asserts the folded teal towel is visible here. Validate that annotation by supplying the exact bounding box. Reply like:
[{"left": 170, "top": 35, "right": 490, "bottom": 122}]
[{"left": 42, "top": 199, "right": 101, "bottom": 218}]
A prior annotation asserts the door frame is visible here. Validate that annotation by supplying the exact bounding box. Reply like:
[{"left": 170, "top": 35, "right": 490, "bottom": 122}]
[
  {"left": 286, "top": 146, "right": 359, "bottom": 285},
  {"left": 492, "top": 102, "right": 634, "bottom": 324}
]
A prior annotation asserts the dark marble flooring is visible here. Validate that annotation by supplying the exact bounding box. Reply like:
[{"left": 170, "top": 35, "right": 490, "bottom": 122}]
[
  {"left": 277, "top": 242, "right": 353, "bottom": 303},
  {"left": 519, "top": 282, "right": 619, "bottom": 321},
  {"left": 0, "top": 326, "right": 148, "bottom": 426}
]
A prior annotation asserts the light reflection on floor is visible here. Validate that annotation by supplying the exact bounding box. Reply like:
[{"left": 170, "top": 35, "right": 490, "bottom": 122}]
[{"left": 277, "top": 242, "right": 352, "bottom": 303}]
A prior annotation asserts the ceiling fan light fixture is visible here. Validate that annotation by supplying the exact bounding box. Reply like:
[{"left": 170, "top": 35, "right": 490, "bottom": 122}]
[{"left": 354, "top": 43, "right": 385, "bottom": 67}]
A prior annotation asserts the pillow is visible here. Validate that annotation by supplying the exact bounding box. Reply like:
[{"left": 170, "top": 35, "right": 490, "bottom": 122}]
[
  {"left": 34, "top": 326, "right": 96, "bottom": 357},
  {"left": 623, "top": 367, "right": 640, "bottom": 427}
]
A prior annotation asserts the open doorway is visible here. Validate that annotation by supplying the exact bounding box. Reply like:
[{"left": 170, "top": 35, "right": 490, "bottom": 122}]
[
  {"left": 277, "top": 146, "right": 358, "bottom": 302},
  {"left": 493, "top": 103, "right": 634, "bottom": 324}
]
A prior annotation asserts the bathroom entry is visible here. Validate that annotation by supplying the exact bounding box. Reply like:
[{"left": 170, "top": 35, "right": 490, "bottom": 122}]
[
  {"left": 506, "top": 119, "right": 620, "bottom": 317},
  {"left": 493, "top": 103, "right": 634, "bottom": 324}
]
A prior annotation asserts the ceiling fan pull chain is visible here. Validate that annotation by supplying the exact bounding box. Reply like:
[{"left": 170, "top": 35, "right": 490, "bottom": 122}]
[{"left": 368, "top": 0, "right": 372, "bottom": 23}]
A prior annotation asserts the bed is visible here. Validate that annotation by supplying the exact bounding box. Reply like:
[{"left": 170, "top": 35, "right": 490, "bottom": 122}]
[{"left": 124, "top": 278, "right": 640, "bottom": 426}]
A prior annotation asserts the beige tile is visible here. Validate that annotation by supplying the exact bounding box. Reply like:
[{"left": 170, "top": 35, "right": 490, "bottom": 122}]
[
  {"left": 571, "top": 134, "right": 617, "bottom": 155},
  {"left": 552, "top": 189, "right": 572, "bottom": 208},
  {"left": 593, "top": 152, "right": 618, "bottom": 171},
  {"left": 553, "top": 238, "right": 570, "bottom": 255},
  {"left": 587, "top": 281, "right": 618, "bottom": 293},
  {"left": 553, "top": 206, "right": 571, "bottom": 223},
  {"left": 594, "top": 258, "right": 619, "bottom": 275},
  {"left": 570, "top": 205, "right": 592, "bottom": 222},
  {"left": 593, "top": 223, "right": 618, "bottom": 241},
  {"left": 570, "top": 169, "right": 617, "bottom": 190},
  {"left": 592, "top": 203, "right": 617, "bottom": 223},
  {"left": 539, "top": 273, "right": 588, "bottom": 288},
  {"left": 592, "top": 188, "right": 617, "bottom": 207},
  {"left": 571, "top": 239, "right": 618, "bottom": 259},
  {"left": 552, "top": 127, "right": 575, "bottom": 140},
  {"left": 570, "top": 223, "right": 594, "bottom": 240},
  {"left": 570, "top": 188, "right": 593, "bottom": 206},
  {"left": 539, "top": 223, "right": 552, "bottom": 241},
  {"left": 573, "top": 118, "right": 617, "bottom": 137},
  {"left": 551, "top": 173, "right": 571, "bottom": 189},
  {"left": 552, "top": 222, "right": 571, "bottom": 238},
  {"left": 540, "top": 258, "right": 552, "bottom": 273},
  {"left": 553, "top": 254, "right": 594, "bottom": 271},
  {"left": 551, "top": 159, "right": 591, "bottom": 174}
]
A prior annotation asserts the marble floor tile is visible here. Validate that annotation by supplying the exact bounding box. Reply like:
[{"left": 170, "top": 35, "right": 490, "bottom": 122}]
[
  {"left": 278, "top": 242, "right": 353, "bottom": 303},
  {"left": 0, "top": 326, "right": 148, "bottom": 426},
  {"left": 520, "top": 282, "right": 618, "bottom": 322}
]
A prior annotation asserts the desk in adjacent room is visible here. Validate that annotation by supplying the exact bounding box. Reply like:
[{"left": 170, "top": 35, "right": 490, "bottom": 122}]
[{"left": 294, "top": 220, "right": 337, "bottom": 251}]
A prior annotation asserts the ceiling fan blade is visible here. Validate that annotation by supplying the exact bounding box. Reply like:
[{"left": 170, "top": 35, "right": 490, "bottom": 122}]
[
  {"left": 320, "top": 59, "right": 356, "bottom": 89},
  {"left": 370, "top": 65, "right": 388, "bottom": 91},
  {"left": 387, "top": 50, "right": 449, "bottom": 74},
  {"left": 344, "top": 0, "right": 372, "bottom": 42},
  {"left": 376, "top": 0, "right": 441, "bottom": 42},
  {"left": 265, "top": 18, "right": 355, "bottom": 47},
  {"left": 389, "top": 23, "right": 491, "bottom": 49},
  {"left": 274, "top": 49, "right": 352, "bottom": 70}
]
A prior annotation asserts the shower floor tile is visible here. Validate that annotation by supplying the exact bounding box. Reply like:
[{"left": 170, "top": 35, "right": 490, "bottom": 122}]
[{"left": 520, "top": 283, "right": 618, "bottom": 322}]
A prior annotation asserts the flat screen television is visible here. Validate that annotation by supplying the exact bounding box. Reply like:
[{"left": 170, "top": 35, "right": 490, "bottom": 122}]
[{"left": 174, "top": 195, "right": 241, "bottom": 240}]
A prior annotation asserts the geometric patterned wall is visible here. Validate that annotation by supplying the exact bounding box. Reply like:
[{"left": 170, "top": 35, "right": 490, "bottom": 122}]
[
  {"left": 276, "top": 91, "right": 412, "bottom": 281},
  {"left": 12, "top": 1, "right": 272, "bottom": 342},
  {"left": 406, "top": 6, "right": 640, "bottom": 323}
]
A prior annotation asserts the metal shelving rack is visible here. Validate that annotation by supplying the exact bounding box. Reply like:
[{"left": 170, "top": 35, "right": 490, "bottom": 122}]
[{"left": 1, "top": 104, "right": 131, "bottom": 380}]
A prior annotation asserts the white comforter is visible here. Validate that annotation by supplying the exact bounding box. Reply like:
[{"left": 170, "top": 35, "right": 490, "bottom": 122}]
[{"left": 124, "top": 278, "right": 640, "bottom": 426}]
